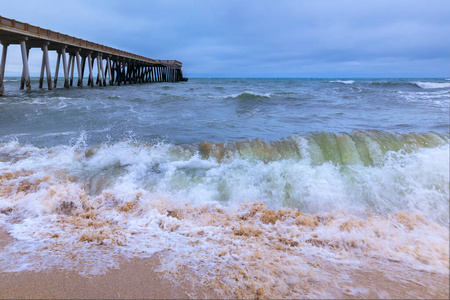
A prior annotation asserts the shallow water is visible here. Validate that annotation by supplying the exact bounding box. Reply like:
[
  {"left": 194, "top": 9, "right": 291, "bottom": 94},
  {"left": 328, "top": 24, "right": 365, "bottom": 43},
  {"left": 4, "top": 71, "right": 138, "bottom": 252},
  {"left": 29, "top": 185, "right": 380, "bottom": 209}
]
[{"left": 1, "top": 78, "right": 449, "bottom": 298}]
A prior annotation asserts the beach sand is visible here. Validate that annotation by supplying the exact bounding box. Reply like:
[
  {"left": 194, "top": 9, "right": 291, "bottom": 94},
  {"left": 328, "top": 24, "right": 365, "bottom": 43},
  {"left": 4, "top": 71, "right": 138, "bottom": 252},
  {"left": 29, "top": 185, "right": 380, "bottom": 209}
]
[
  {"left": 1, "top": 227, "right": 448, "bottom": 299},
  {"left": 0, "top": 227, "right": 219, "bottom": 299}
]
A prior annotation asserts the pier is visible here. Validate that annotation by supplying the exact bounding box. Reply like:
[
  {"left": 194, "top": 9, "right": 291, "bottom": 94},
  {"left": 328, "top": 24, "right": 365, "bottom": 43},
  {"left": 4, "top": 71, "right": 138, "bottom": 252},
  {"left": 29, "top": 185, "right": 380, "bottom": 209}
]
[{"left": 0, "top": 16, "right": 186, "bottom": 96}]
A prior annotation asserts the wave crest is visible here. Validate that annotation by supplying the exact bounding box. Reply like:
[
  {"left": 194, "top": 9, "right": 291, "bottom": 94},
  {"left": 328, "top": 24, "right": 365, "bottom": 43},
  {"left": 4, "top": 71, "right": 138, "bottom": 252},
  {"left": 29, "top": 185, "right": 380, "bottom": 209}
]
[
  {"left": 413, "top": 81, "right": 450, "bottom": 89},
  {"left": 224, "top": 91, "right": 271, "bottom": 99}
]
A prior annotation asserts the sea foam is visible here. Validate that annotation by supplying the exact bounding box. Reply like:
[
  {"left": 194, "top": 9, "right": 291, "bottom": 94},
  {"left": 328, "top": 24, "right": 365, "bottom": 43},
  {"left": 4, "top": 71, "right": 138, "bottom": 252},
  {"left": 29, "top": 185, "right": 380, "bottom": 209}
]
[
  {"left": 413, "top": 81, "right": 450, "bottom": 89},
  {"left": 0, "top": 132, "right": 449, "bottom": 298}
]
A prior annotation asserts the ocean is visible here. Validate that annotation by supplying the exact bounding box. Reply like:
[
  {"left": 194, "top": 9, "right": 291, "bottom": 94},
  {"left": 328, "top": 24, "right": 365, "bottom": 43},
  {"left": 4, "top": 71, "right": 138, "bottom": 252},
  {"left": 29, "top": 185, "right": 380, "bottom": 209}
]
[{"left": 0, "top": 78, "right": 449, "bottom": 298}]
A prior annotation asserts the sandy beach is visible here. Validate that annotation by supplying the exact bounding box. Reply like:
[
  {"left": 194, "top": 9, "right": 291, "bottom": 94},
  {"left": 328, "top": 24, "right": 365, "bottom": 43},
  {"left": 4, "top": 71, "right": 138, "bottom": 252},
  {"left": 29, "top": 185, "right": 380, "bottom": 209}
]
[
  {"left": 0, "top": 227, "right": 219, "bottom": 299},
  {"left": 1, "top": 226, "right": 448, "bottom": 299}
]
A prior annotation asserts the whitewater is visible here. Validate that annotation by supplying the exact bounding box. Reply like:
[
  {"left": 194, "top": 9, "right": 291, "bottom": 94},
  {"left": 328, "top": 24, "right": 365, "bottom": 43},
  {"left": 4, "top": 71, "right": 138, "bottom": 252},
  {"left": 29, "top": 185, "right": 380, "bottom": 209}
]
[{"left": 0, "top": 78, "right": 449, "bottom": 298}]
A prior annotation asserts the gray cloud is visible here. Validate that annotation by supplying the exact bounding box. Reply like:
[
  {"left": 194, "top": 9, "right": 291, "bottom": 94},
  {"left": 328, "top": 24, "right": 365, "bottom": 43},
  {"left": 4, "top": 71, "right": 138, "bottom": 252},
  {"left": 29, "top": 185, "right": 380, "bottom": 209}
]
[{"left": 1, "top": 0, "right": 449, "bottom": 77}]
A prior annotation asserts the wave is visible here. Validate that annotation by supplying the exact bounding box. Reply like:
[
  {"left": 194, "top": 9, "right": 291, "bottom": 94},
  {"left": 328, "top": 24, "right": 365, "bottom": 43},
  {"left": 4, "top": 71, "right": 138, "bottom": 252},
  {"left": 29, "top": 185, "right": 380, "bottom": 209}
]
[
  {"left": 1, "top": 130, "right": 448, "bottom": 297},
  {"left": 329, "top": 80, "right": 355, "bottom": 84},
  {"left": 1, "top": 130, "right": 448, "bottom": 217},
  {"left": 193, "top": 130, "right": 448, "bottom": 165},
  {"left": 224, "top": 91, "right": 271, "bottom": 99},
  {"left": 413, "top": 81, "right": 450, "bottom": 89}
]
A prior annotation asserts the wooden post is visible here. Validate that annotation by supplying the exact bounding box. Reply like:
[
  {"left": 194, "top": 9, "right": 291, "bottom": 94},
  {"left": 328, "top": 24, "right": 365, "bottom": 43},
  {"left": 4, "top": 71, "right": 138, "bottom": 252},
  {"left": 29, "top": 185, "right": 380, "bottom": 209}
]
[
  {"left": 137, "top": 65, "right": 140, "bottom": 83},
  {"left": 130, "top": 63, "right": 133, "bottom": 84},
  {"left": 0, "top": 43, "right": 8, "bottom": 96},
  {"left": 39, "top": 49, "right": 45, "bottom": 89},
  {"left": 131, "top": 62, "right": 135, "bottom": 84},
  {"left": 61, "top": 47, "right": 69, "bottom": 89},
  {"left": 67, "top": 55, "right": 73, "bottom": 85},
  {"left": 76, "top": 51, "right": 82, "bottom": 87},
  {"left": 114, "top": 61, "right": 118, "bottom": 85},
  {"left": 39, "top": 43, "right": 52, "bottom": 90},
  {"left": 136, "top": 64, "right": 140, "bottom": 83},
  {"left": 121, "top": 61, "right": 125, "bottom": 85},
  {"left": 69, "top": 54, "right": 75, "bottom": 86},
  {"left": 125, "top": 62, "right": 129, "bottom": 84},
  {"left": 119, "top": 61, "right": 124, "bottom": 85},
  {"left": 110, "top": 58, "right": 115, "bottom": 85},
  {"left": 125, "top": 61, "right": 129, "bottom": 85},
  {"left": 107, "top": 56, "right": 112, "bottom": 85},
  {"left": 95, "top": 54, "right": 101, "bottom": 86},
  {"left": 81, "top": 55, "right": 86, "bottom": 79},
  {"left": 43, "top": 44, "right": 52, "bottom": 90},
  {"left": 99, "top": 55, "right": 106, "bottom": 86},
  {"left": 87, "top": 52, "right": 94, "bottom": 87},
  {"left": 20, "top": 41, "right": 31, "bottom": 90},
  {"left": 54, "top": 52, "right": 61, "bottom": 88}
]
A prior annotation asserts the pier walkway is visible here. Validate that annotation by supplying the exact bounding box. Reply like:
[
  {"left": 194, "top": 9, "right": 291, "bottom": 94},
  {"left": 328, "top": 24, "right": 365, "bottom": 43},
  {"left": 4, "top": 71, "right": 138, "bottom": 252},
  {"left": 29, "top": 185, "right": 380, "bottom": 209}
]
[{"left": 0, "top": 16, "right": 185, "bottom": 96}]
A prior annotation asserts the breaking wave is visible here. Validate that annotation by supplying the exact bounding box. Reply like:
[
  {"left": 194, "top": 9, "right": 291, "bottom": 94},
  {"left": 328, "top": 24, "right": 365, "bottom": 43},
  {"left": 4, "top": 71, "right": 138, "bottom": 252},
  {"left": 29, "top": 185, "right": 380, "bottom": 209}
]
[
  {"left": 224, "top": 91, "right": 271, "bottom": 99},
  {"left": 329, "top": 80, "right": 355, "bottom": 84},
  {"left": 0, "top": 130, "right": 449, "bottom": 298},
  {"left": 413, "top": 81, "right": 450, "bottom": 89}
]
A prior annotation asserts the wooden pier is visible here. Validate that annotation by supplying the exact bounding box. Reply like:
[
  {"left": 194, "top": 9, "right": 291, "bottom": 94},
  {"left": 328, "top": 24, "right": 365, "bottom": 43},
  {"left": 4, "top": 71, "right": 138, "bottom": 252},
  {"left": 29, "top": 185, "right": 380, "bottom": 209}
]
[{"left": 0, "top": 16, "right": 186, "bottom": 96}]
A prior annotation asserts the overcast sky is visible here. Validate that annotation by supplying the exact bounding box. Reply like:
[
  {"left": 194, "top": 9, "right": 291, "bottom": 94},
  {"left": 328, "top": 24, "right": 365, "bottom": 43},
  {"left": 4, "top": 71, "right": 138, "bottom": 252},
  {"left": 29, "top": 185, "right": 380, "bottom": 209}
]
[{"left": 1, "top": 0, "right": 449, "bottom": 78}]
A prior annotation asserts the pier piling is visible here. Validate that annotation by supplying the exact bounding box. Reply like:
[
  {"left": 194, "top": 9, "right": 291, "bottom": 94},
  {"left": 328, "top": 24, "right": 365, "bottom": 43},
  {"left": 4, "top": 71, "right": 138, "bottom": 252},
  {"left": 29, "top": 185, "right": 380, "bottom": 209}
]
[{"left": 0, "top": 16, "right": 186, "bottom": 95}]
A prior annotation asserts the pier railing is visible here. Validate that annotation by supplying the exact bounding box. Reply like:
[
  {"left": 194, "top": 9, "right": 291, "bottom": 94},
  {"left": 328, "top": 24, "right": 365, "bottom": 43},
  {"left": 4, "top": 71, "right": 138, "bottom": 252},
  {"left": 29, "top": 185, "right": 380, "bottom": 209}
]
[{"left": 0, "top": 15, "right": 186, "bottom": 95}]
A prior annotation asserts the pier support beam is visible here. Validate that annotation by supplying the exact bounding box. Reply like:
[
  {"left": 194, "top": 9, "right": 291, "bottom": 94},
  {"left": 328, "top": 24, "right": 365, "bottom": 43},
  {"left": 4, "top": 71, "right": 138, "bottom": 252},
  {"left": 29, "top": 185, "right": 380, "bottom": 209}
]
[
  {"left": 107, "top": 56, "right": 112, "bottom": 85},
  {"left": 61, "top": 47, "right": 69, "bottom": 89},
  {"left": 0, "top": 43, "right": 9, "bottom": 96},
  {"left": 39, "top": 43, "right": 52, "bottom": 90},
  {"left": 96, "top": 54, "right": 101, "bottom": 86},
  {"left": 75, "top": 51, "right": 82, "bottom": 87},
  {"left": 54, "top": 52, "right": 61, "bottom": 88},
  {"left": 87, "top": 52, "right": 94, "bottom": 87},
  {"left": 99, "top": 55, "right": 106, "bottom": 86},
  {"left": 20, "top": 40, "right": 31, "bottom": 90},
  {"left": 44, "top": 45, "right": 52, "bottom": 90},
  {"left": 69, "top": 54, "right": 75, "bottom": 86},
  {"left": 39, "top": 49, "right": 45, "bottom": 89}
]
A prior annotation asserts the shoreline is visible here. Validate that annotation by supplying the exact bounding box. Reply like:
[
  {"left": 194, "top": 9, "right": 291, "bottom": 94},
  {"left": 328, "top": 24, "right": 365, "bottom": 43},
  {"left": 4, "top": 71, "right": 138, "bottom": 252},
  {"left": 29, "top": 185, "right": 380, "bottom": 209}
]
[
  {"left": 1, "top": 227, "right": 449, "bottom": 299},
  {"left": 0, "top": 228, "right": 218, "bottom": 299}
]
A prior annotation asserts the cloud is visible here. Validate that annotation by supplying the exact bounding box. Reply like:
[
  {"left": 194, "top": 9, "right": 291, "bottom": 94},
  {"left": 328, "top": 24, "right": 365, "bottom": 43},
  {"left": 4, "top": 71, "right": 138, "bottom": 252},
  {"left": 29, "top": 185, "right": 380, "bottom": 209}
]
[{"left": 1, "top": 0, "right": 449, "bottom": 77}]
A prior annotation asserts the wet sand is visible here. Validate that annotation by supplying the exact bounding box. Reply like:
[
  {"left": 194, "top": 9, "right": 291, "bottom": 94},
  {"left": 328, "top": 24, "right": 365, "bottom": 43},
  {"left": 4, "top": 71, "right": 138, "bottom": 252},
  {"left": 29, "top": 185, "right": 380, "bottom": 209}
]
[
  {"left": 0, "top": 227, "right": 448, "bottom": 299},
  {"left": 0, "top": 228, "right": 218, "bottom": 299}
]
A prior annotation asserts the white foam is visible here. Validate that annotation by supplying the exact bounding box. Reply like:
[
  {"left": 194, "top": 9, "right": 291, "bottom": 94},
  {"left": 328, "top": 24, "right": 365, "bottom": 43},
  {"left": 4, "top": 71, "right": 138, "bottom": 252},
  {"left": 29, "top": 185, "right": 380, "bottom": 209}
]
[
  {"left": 330, "top": 80, "right": 355, "bottom": 84},
  {"left": 224, "top": 91, "right": 271, "bottom": 99},
  {"left": 413, "top": 81, "right": 450, "bottom": 89},
  {"left": 0, "top": 138, "right": 449, "bottom": 297}
]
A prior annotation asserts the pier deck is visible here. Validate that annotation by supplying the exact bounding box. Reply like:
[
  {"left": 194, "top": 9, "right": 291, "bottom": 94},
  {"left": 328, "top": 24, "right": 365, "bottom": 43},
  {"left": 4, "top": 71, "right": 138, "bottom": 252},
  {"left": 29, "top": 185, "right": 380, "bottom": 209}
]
[{"left": 0, "top": 16, "right": 185, "bottom": 95}]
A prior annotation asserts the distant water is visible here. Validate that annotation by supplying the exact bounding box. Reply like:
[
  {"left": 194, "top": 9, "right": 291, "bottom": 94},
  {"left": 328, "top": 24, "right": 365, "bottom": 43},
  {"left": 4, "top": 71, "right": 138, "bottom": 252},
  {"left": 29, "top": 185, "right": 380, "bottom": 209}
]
[
  {"left": 1, "top": 78, "right": 449, "bottom": 146},
  {"left": 1, "top": 78, "right": 449, "bottom": 298}
]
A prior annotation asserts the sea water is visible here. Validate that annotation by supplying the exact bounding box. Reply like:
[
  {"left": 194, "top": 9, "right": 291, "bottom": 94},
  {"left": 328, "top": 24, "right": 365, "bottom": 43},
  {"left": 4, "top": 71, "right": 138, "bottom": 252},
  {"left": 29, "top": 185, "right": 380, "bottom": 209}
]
[{"left": 0, "top": 78, "right": 449, "bottom": 297}]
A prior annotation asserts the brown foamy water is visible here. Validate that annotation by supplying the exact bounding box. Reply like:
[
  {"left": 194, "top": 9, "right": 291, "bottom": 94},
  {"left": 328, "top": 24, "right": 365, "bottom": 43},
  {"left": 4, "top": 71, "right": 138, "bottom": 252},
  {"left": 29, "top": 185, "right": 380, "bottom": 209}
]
[{"left": 1, "top": 168, "right": 448, "bottom": 298}]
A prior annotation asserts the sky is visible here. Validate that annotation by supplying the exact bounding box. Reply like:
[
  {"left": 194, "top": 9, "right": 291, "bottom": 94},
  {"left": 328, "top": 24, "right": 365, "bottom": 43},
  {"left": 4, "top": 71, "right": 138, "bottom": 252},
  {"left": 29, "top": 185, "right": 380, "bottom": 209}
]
[{"left": 1, "top": 0, "right": 449, "bottom": 78}]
